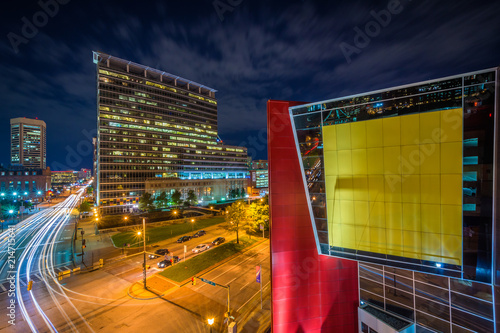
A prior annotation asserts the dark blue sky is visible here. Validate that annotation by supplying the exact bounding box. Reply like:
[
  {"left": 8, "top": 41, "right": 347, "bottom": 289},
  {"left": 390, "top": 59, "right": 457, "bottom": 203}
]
[{"left": 1, "top": 0, "right": 499, "bottom": 170}]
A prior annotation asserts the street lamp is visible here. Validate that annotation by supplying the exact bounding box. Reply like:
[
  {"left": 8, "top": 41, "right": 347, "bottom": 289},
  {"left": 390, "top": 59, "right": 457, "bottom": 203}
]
[
  {"left": 13, "top": 192, "right": 17, "bottom": 196},
  {"left": 207, "top": 318, "right": 214, "bottom": 333},
  {"left": 191, "top": 218, "right": 195, "bottom": 231},
  {"left": 140, "top": 218, "right": 147, "bottom": 289}
]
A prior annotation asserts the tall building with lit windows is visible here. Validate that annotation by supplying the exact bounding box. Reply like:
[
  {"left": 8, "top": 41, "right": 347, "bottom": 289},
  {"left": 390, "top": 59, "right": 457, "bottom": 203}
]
[
  {"left": 10, "top": 117, "right": 47, "bottom": 169},
  {"left": 93, "top": 52, "right": 248, "bottom": 214},
  {"left": 268, "top": 68, "right": 499, "bottom": 333}
]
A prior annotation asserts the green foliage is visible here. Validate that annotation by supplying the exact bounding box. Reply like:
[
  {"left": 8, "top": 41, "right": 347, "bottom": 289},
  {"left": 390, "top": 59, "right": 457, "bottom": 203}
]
[
  {"left": 78, "top": 201, "right": 92, "bottom": 213},
  {"left": 223, "top": 200, "right": 247, "bottom": 244},
  {"left": 155, "top": 191, "right": 169, "bottom": 209},
  {"left": 171, "top": 190, "right": 182, "bottom": 206},
  {"left": 111, "top": 216, "right": 225, "bottom": 248},
  {"left": 139, "top": 192, "right": 156, "bottom": 212},
  {"left": 247, "top": 199, "right": 269, "bottom": 232},
  {"left": 186, "top": 190, "right": 197, "bottom": 206},
  {"left": 86, "top": 187, "right": 94, "bottom": 195},
  {"left": 159, "top": 237, "right": 257, "bottom": 282}
]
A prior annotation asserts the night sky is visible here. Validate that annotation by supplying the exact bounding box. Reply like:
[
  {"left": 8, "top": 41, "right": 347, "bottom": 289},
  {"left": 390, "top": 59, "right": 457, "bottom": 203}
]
[{"left": 1, "top": 0, "right": 499, "bottom": 170}]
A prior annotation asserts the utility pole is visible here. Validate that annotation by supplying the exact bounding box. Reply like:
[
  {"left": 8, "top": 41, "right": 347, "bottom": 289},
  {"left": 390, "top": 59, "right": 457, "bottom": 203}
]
[{"left": 142, "top": 217, "right": 147, "bottom": 290}]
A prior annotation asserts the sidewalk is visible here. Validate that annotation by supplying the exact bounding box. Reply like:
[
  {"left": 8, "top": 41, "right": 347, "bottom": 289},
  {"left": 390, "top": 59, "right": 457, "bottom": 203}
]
[{"left": 73, "top": 219, "right": 138, "bottom": 267}]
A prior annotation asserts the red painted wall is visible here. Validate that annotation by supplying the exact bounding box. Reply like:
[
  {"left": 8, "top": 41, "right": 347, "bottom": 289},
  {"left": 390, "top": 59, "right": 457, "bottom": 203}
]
[{"left": 268, "top": 100, "right": 359, "bottom": 333}]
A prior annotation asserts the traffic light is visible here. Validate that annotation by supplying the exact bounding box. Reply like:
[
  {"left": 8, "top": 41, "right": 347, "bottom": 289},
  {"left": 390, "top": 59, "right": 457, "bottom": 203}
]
[
  {"left": 27, "top": 281, "right": 33, "bottom": 291},
  {"left": 192, "top": 277, "right": 196, "bottom": 286},
  {"left": 82, "top": 239, "right": 86, "bottom": 246},
  {"left": 82, "top": 245, "right": 86, "bottom": 249}
]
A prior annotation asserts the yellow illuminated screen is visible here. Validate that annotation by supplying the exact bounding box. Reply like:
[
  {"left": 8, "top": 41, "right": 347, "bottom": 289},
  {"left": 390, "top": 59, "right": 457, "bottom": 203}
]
[{"left": 324, "top": 109, "right": 463, "bottom": 265}]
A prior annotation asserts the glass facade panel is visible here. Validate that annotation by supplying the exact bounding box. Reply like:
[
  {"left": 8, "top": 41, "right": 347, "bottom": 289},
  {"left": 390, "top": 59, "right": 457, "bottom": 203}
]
[
  {"left": 416, "top": 310, "right": 451, "bottom": 333},
  {"left": 415, "top": 281, "right": 449, "bottom": 305},
  {"left": 451, "top": 308, "right": 494, "bottom": 333},
  {"left": 450, "top": 291, "right": 493, "bottom": 319},
  {"left": 415, "top": 296, "right": 450, "bottom": 322}
]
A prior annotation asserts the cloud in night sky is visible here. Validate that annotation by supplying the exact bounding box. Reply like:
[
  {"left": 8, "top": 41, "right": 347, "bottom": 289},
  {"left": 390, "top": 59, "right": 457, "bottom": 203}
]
[{"left": 0, "top": 0, "right": 499, "bottom": 169}]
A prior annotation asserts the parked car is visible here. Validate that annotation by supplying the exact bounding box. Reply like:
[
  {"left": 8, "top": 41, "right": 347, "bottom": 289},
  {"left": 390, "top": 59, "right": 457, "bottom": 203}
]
[
  {"left": 212, "top": 237, "right": 225, "bottom": 246},
  {"left": 149, "top": 248, "right": 169, "bottom": 259},
  {"left": 177, "top": 235, "right": 192, "bottom": 243},
  {"left": 192, "top": 230, "right": 206, "bottom": 238},
  {"left": 192, "top": 244, "right": 210, "bottom": 253},
  {"left": 157, "top": 256, "right": 181, "bottom": 268}
]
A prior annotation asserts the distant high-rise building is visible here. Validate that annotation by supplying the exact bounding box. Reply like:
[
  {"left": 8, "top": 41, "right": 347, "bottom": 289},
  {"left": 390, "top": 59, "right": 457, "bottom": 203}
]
[
  {"left": 93, "top": 52, "right": 248, "bottom": 214},
  {"left": 10, "top": 117, "right": 47, "bottom": 169}
]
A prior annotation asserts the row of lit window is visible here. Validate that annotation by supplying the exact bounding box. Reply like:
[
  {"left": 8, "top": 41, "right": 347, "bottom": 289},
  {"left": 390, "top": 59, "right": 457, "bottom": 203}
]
[
  {"left": 99, "top": 70, "right": 217, "bottom": 111},
  {"left": 99, "top": 106, "right": 214, "bottom": 130}
]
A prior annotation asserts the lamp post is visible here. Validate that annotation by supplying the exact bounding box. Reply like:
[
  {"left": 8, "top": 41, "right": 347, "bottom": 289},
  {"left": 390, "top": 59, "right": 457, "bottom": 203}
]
[
  {"left": 207, "top": 318, "right": 214, "bottom": 333},
  {"left": 191, "top": 218, "right": 195, "bottom": 232},
  {"left": 139, "top": 218, "right": 147, "bottom": 289}
]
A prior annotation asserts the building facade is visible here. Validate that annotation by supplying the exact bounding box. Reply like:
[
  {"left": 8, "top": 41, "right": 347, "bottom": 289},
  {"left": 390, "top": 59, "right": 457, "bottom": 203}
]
[
  {"left": 51, "top": 170, "right": 78, "bottom": 185},
  {"left": 93, "top": 52, "right": 248, "bottom": 214},
  {"left": 0, "top": 166, "right": 51, "bottom": 200},
  {"left": 269, "top": 68, "right": 499, "bottom": 332},
  {"left": 145, "top": 177, "right": 247, "bottom": 203},
  {"left": 10, "top": 117, "right": 47, "bottom": 169}
]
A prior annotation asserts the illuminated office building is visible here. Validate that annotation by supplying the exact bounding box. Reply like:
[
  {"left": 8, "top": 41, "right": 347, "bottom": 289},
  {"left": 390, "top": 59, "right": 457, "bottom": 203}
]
[
  {"left": 10, "top": 117, "right": 47, "bottom": 169},
  {"left": 269, "top": 68, "right": 499, "bottom": 332},
  {"left": 93, "top": 52, "right": 248, "bottom": 214}
]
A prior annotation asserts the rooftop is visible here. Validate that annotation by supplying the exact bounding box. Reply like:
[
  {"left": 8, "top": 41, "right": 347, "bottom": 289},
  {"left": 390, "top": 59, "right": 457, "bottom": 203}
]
[{"left": 92, "top": 51, "right": 217, "bottom": 96}]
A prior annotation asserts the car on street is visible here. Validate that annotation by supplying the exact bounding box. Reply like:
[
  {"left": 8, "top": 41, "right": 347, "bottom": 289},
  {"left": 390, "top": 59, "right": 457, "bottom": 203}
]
[
  {"left": 177, "top": 235, "right": 192, "bottom": 243},
  {"left": 192, "top": 230, "right": 206, "bottom": 238},
  {"left": 157, "top": 256, "right": 180, "bottom": 268},
  {"left": 149, "top": 248, "right": 169, "bottom": 259},
  {"left": 212, "top": 237, "right": 225, "bottom": 245},
  {"left": 192, "top": 244, "right": 210, "bottom": 253}
]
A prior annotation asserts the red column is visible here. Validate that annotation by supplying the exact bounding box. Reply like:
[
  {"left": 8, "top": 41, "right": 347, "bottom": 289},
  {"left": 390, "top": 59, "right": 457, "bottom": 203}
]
[{"left": 268, "top": 100, "right": 359, "bottom": 333}]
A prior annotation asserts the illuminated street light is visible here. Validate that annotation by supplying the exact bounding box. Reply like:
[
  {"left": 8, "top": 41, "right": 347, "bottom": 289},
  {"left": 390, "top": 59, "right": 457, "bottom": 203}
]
[
  {"left": 8, "top": 210, "right": 14, "bottom": 214},
  {"left": 137, "top": 231, "right": 142, "bottom": 236},
  {"left": 208, "top": 318, "right": 214, "bottom": 333},
  {"left": 13, "top": 192, "right": 17, "bottom": 196},
  {"left": 124, "top": 216, "right": 128, "bottom": 220},
  {"left": 191, "top": 218, "right": 195, "bottom": 231},
  {"left": 37, "top": 191, "right": 41, "bottom": 195},
  {"left": 0, "top": 193, "right": 4, "bottom": 197},
  {"left": 24, "top": 192, "right": 27, "bottom": 195}
]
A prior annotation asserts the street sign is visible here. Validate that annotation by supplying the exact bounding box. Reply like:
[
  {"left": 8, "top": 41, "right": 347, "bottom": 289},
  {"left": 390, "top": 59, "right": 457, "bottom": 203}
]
[
  {"left": 256, "top": 266, "right": 261, "bottom": 283},
  {"left": 200, "top": 277, "right": 216, "bottom": 286},
  {"left": 259, "top": 224, "right": 264, "bottom": 231}
]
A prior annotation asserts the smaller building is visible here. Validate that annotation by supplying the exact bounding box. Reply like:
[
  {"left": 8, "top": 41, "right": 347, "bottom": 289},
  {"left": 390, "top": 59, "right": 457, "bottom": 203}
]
[
  {"left": 0, "top": 166, "right": 51, "bottom": 201},
  {"left": 51, "top": 170, "right": 78, "bottom": 185},
  {"left": 78, "top": 168, "right": 92, "bottom": 180},
  {"left": 248, "top": 160, "right": 268, "bottom": 195},
  {"left": 145, "top": 177, "right": 247, "bottom": 203}
]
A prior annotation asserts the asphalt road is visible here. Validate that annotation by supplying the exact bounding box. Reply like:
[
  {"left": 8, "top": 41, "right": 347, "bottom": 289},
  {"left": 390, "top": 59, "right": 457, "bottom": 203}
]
[
  {"left": 0, "top": 232, "right": 270, "bottom": 332},
  {"left": 0, "top": 188, "right": 86, "bottom": 331}
]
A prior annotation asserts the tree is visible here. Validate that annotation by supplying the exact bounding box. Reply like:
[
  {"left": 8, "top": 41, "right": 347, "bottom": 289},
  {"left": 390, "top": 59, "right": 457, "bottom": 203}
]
[
  {"left": 156, "top": 191, "right": 169, "bottom": 209},
  {"left": 247, "top": 200, "right": 269, "bottom": 233},
  {"left": 186, "top": 190, "right": 197, "bottom": 206},
  {"left": 223, "top": 200, "right": 247, "bottom": 244},
  {"left": 86, "top": 187, "right": 94, "bottom": 195},
  {"left": 78, "top": 201, "right": 92, "bottom": 213},
  {"left": 171, "top": 190, "right": 182, "bottom": 206},
  {"left": 138, "top": 192, "right": 156, "bottom": 212}
]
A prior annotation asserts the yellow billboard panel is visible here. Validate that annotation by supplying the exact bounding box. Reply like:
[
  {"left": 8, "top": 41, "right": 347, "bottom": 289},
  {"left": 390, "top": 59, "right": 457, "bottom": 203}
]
[{"left": 324, "top": 109, "right": 463, "bottom": 265}]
